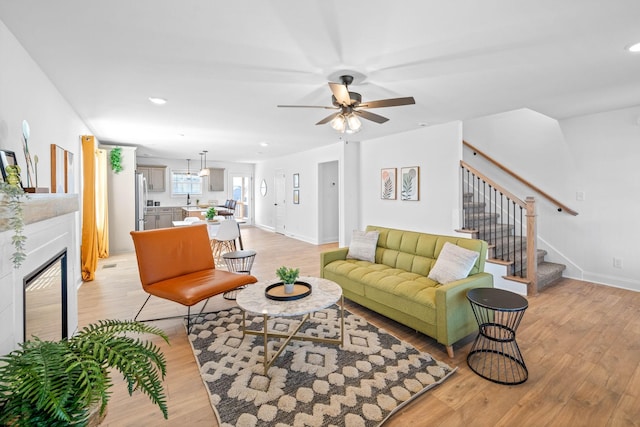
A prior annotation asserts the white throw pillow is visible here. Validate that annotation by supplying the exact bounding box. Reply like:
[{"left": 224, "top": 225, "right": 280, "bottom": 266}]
[
  {"left": 428, "top": 242, "right": 479, "bottom": 284},
  {"left": 346, "top": 230, "right": 379, "bottom": 263}
]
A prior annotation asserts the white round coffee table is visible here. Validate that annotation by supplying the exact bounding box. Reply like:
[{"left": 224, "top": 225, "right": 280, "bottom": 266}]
[{"left": 236, "top": 276, "right": 344, "bottom": 375}]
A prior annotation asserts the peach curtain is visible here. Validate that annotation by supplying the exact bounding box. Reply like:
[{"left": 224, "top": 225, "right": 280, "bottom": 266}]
[
  {"left": 81, "top": 135, "right": 98, "bottom": 281},
  {"left": 95, "top": 149, "right": 109, "bottom": 258}
]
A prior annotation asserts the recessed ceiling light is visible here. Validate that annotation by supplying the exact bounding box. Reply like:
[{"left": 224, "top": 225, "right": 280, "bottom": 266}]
[
  {"left": 259, "top": 142, "right": 269, "bottom": 147},
  {"left": 148, "top": 97, "right": 167, "bottom": 105},
  {"left": 627, "top": 42, "right": 640, "bottom": 53}
]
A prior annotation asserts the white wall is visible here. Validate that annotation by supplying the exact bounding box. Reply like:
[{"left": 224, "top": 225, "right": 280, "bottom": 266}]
[
  {"left": 254, "top": 142, "right": 341, "bottom": 244},
  {"left": 102, "top": 145, "right": 137, "bottom": 253},
  {"left": 134, "top": 155, "right": 254, "bottom": 208},
  {"left": 359, "top": 122, "right": 464, "bottom": 235},
  {"left": 559, "top": 107, "right": 640, "bottom": 291},
  {"left": 464, "top": 107, "right": 640, "bottom": 291},
  {"left": 1, "top": 19, "right": 91, "bottom": 348},
  {"left": 0, "top": 20, "right": 88, "bottom": 194}
]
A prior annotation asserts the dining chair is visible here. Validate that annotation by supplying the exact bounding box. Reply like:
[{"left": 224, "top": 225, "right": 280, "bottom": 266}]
[{"left": 210, "top": 218, "right": 239, "bottom": 262}]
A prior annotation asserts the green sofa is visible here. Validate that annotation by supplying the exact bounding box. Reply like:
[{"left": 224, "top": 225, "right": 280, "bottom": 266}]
[{"left": 320, "top": 225, "right": 493, "bottom": 357}]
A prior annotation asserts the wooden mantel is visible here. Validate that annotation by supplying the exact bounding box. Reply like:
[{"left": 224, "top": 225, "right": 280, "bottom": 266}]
[{"left": 0, "top": 193, "right": 79, "bottom": 232}]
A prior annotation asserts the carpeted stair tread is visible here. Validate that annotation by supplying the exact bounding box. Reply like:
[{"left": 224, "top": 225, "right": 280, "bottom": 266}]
[{"left": 461, "top": 193, "right": 565, "bottom": 293}]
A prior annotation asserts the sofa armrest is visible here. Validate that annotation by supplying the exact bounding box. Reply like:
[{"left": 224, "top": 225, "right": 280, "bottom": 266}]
[
  {"left": 434, "top": 272, "right": 494, "bottom": 346},
  {"left": 320, "top": 248, "right": 349, "bottom": 277}
]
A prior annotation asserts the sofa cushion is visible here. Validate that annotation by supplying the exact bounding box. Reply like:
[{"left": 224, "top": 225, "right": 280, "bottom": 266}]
[
  {"left": 427, "top": 242, "right": 479, "bottom": 284},
  {"left": 347, "top": 230, "right": 379, "bottom": 262}
]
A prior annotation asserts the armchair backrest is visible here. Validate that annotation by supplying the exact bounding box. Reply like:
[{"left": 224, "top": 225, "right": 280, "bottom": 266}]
[{"left": 131, "top": 224, "right": 215, "bottom": 287}]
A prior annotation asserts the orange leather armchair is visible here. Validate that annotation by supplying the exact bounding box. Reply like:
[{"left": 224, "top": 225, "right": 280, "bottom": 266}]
[{"left": 130, "top": 223, "right": 257, "bottom": 332}]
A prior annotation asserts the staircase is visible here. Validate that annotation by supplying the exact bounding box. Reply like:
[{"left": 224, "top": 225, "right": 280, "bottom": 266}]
[{"left": 462, "top": 192, "right": 566, "bottom": 291}]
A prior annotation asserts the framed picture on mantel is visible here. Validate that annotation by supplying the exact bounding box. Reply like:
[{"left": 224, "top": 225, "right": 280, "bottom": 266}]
[{"left": 51, "top": 144, "right": 66, "bottom": 193}]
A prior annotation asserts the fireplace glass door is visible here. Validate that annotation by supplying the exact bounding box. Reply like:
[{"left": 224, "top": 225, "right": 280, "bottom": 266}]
[{"left": 23, "top": 250, "right": 67, "bottom": 341}]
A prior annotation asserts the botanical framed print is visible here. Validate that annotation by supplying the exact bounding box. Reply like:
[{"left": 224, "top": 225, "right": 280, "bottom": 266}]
[
  {"left": 293, "top": 189, "right": 300, "bottom": 204},
  {"left": 401, "top": 166, "right": 420, "bottom": 201},
  {"left": 381, "top": 168, "right": 396, "bottom": 200},
  {"left": 293, "top": 173, "right": 299, "bottom": 188}
]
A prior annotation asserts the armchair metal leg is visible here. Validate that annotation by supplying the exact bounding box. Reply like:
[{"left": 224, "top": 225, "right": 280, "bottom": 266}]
[
  {"left": 134, "top": 294, "right": 153, "bottom": 322},
  {"left": 133, "top": 294, "right": 215, "bottom": 334}
]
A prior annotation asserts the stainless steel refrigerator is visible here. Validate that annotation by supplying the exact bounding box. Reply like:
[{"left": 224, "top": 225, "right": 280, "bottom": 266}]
[{"left": 135, "top": 173, "right": 147, "bottom": 231}]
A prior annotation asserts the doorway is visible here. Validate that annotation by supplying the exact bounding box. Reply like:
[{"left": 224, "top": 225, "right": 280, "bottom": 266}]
[
  {"left": 318, "top": 161, "right": 339, "bottom": 243},
  {"left": 229, "top": 173, "right": 252, "bottom": 224},
  {"left": 274, "top": 170, "right": 286, "bottom": 234}
]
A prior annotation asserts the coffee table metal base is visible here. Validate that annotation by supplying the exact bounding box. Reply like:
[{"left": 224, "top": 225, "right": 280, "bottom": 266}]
[{"left": 242, "top": 295, "right": 344, "bottom": 375}]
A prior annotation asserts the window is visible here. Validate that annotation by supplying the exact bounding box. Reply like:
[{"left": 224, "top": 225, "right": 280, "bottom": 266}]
[{"left": 171, "top": 170, "right": 203, "bottom": 195}]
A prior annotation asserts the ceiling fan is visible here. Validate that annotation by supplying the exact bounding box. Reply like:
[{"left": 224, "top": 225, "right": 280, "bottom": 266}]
[{"left": 277, "top": 75, "right": 415, "bottom": 133}]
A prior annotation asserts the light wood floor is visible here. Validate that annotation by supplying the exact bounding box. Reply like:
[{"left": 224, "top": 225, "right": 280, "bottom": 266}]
[{"left": 79, "top": 226, "right": 640, "bottom": 427}]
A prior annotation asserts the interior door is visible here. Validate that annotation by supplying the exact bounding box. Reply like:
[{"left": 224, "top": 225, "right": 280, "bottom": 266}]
[{"left": 274, "top": 170, "right": 286, "bottom": 234}]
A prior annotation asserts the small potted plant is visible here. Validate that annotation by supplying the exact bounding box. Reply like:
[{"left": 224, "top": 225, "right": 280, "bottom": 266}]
[
  {"left": 205, "top": 206, "right": 217, "bottom": 221},
  {"left": 276, "top": 266, "right": 300, "bottom": 294},
  {"left": 0, "top": 319, "right": 169, "bottom": 426}
]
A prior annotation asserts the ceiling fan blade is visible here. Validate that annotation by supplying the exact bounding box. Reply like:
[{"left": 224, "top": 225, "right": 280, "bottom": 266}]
[
  {"left": 354, "top": 110, "right": 389, "bottom": 124},
  {"left": 329, "top": 82, "right": 351, "bottom": 106},
  {"left": 358, "top": 97, "right": 416, "bottom": 109},
  {"left": 277, "top": 105, "right": 337, "bottom": 109},
  {"left": 316, "top": 112, "right": 341, "bottom": 125}
]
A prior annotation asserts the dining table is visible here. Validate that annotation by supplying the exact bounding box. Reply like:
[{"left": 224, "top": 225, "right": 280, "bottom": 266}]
[{"left": 171, "top": 218, "right": 246, "bottom": 250}]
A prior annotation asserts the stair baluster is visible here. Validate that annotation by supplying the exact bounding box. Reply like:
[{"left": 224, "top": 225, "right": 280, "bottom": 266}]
[{"left": 460, "top": 162, "right": 539, "bottom": 294}]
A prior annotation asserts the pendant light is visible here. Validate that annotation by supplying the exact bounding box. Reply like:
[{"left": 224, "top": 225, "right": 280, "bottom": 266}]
[{"left": 199, "top": 150, "right": 209, "bottom": 176}]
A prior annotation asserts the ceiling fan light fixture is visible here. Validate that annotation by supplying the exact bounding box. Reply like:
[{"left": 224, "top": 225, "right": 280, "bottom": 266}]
[
  {"left": 346, "top": 113, "right": 362, "bottom": 131},
  {"left": 331, "top": 114, "right": 346, "bottom": 132}
]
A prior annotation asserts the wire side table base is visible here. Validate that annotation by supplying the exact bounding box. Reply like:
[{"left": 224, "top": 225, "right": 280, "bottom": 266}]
[
  {"left": 222, "top": 250, "right": 256, "bottom": 300},
  {"left": 467, "top": 288, "right": 528, "bottom": 385}
]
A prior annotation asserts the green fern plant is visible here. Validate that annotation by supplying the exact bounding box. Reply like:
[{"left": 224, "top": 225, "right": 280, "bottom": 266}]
[{"left": 0, "top": 320, "right": 169, "bottom": 426}]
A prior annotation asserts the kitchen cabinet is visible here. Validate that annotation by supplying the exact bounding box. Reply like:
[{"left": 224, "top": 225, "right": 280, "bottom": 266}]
[
  {"left": 137, "top": 165, "right": 166, "bottom": 192},
  {"left": 172, "top": 207, "right": 183, "bottom": 221},
  {"left": 144, "top": 207, "right": 175, "bottom": 229},
  {"left": 208, "top": 168, "right": 225, "bottom": 191},
  {"left": 182, "top": 207, "right": 208, "bottom": 220}
]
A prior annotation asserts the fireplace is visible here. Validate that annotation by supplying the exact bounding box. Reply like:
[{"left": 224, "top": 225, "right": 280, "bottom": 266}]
[
  {"left": 23, "top": 249, "right": 68, "bottom": 341},
  {"left": 0, "top": 193, "right": 79, "bottom": 356}
]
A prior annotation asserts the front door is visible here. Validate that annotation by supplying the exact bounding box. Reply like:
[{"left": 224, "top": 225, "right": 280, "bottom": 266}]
[{"left": 229, "top": 173, "right": 252, "bottom": 224}]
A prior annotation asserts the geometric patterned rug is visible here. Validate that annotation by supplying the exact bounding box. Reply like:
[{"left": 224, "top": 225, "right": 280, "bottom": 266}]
[{"left": 187, "top": 305, "right": 457, "bottom": 427}]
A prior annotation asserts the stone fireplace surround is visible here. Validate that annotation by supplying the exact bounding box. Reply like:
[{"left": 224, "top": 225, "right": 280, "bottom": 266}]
[{"left": 0, "top": 194, "right": 80, "bottom": 356}]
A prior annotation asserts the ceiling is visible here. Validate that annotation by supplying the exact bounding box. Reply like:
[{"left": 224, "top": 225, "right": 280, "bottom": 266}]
[{"left": 1, "top": 0, "right": 639, "bottom": 163}]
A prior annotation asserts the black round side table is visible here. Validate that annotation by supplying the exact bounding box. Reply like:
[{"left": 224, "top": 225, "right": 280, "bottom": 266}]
[
  {"left": 466, "top": 287, "right": 528, "bottom": 385},
  {"left": 222, "top": 250, "right": 257, "bottom": 300}
]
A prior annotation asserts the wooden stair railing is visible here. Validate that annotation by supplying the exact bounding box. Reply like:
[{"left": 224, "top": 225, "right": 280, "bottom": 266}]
[
  {"left": 463, "top": 140, "right": 578, "bottom": 216},
  {"left": 460, "top": 160, "right": 538, "bottom": 295}
]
